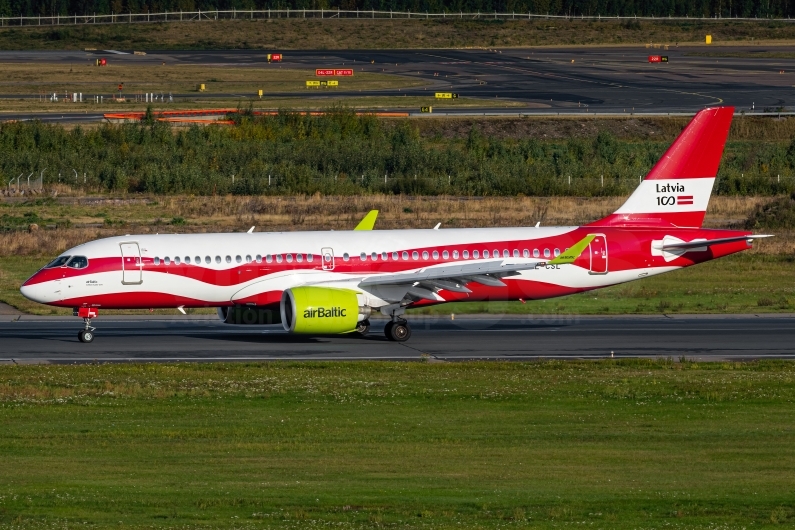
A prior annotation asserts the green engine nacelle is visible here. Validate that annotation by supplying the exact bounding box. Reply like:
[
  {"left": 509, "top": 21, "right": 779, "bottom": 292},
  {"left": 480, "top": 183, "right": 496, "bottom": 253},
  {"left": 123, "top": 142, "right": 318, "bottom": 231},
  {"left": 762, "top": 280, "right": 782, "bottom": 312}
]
[{"left": 280, "top": 286, "right": 368, "bottom": 334}]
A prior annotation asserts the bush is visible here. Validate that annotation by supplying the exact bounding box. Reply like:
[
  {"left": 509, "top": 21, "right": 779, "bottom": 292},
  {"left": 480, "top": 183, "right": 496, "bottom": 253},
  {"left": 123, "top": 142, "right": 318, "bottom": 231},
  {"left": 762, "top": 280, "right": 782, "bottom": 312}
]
[{"left": 745, "top": 193, "right": 795, "bottom": 229}]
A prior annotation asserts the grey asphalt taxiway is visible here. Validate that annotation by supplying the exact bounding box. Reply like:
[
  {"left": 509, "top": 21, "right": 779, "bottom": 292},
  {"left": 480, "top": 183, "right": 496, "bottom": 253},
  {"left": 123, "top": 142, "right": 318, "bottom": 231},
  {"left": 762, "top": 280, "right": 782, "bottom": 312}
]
[
  {"left": 3, "top": 45, "right": 795, "bottom": 122},
  {"left": 0, "top": 314, "right": 793, "bottom": 363}
]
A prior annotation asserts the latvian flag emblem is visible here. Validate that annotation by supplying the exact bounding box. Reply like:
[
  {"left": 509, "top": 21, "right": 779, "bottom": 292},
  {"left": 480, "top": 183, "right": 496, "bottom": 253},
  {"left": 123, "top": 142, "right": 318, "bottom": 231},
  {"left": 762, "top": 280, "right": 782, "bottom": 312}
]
[{"left": 677, "top": 195, "right": 694, "bottom": 205}]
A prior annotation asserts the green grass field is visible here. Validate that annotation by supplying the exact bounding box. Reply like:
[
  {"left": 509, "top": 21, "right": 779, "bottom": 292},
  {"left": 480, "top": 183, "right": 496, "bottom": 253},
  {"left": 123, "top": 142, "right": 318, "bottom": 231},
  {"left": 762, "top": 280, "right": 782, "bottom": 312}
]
[
  {"left": 1, "top": 253, "right": 792, "bottom": 315},
  {"left": 1, "top": 361, "right": 794, "bottom": 528}
]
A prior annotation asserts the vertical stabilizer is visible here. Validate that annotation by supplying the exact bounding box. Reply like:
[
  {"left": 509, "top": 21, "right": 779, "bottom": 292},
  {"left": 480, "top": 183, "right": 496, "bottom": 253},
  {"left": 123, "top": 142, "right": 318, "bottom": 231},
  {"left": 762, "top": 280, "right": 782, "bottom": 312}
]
[{"left": 589, "top": 106, "right": 734, "bottom": 228}]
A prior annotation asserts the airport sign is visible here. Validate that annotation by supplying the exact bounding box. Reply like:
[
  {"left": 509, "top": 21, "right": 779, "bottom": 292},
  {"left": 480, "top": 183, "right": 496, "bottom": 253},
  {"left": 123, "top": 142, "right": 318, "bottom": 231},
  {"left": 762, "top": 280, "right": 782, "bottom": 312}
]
[
  {"left": 316, "top": 69, "right": 354, "bottom": 76},
  {"left": 435, "top": 93, "right": 459, "bottom": 99},
  {"left": 306, "top": 80, "right": 321, "bottom": 87}
]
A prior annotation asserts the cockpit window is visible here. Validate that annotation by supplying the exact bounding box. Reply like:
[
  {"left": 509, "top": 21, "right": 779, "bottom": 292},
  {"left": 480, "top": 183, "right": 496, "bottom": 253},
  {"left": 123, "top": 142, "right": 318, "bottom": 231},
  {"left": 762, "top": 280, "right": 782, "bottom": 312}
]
[
  {"left": 66, "top": 256, "right": 89, "bottom": 269},
  {"left": 44, "top": 256, "right": 71, "bottom": 269}
]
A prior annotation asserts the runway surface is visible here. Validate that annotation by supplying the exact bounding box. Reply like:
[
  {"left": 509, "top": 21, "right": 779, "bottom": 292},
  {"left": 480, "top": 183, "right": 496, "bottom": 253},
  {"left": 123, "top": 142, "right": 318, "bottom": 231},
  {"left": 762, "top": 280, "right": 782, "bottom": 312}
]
[
  {"left": 1, "top": 314, "right": 793, "bottom": 363},
  {"left": 2, "top": 46, "right": 795, "bottom": 121}
]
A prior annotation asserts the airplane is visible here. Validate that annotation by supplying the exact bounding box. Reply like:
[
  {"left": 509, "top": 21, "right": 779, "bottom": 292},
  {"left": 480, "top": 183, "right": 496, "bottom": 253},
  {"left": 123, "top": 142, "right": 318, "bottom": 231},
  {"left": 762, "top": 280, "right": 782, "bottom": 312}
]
[{"left": 20, "top": 106, "right": 770, "bottom": 344}]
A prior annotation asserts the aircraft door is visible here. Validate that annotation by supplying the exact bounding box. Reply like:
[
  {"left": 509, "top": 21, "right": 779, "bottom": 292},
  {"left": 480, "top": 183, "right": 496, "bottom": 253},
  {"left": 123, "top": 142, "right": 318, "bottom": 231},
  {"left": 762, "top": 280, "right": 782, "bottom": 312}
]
[
  {"left": 588, "top": 234, "right": 608, "bottom": 275},
  {"left": 120, "top": 242, "right": 143, "bottom": 285},
  {"left": 321, "top": 247, "right": 335, "bottom": 271}
]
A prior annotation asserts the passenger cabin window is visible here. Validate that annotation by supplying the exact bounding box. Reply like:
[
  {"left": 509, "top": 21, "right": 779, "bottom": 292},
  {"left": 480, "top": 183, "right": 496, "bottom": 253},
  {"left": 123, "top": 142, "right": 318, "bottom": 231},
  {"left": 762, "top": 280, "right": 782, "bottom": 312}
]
[
  {"left": 296, "top": 254, "right": 303, "bottom": 263},
  {"left": 307, "top": 254, "right": 314, "bottom": 262},
  {"left": 533, "top": 249, "right": 540, "bottom": 258},
  {"left": 392, "top": 251, "right": 399, "bottom": 260},
  {"left": 442, "top": 250, "right": 449, "bottom": 259},
  {"left": 286, "top": 254, "right": 293, "bottom": 263},
  {"left": 343, "top": 253, "right": 350, "bottom": 262},
  {"left": 205, "top": 256, "right": 211, "bottom": 264},
  {"left": 236, "top": 255, "right": 242, "bottom": 263},
  {"left": 215, "top": 256, "right": 221, "bottom": 264},
  {"left": 185, "top": 257, "right": 191, "bottom": 264},
  {"left": 412, "top": 251, "right": 419, "bottom": 260},
  {"left": 382, "top": 252, "right": 388, "bottom": 260},
  {"left": 371, "top": 252, "right": 378, "bottom": 261},
  {"left": 266, "top": 255, "right": 273, "bottom": 263},
  {"left": 245, "top": 255, "right": 252, "bottom": 263},
  {"left": 452, "top": 250, "right": 458, "bottom": 259},
  {"left": 165, "top": 257, "right": 171, "bottom": 265},
  {"left": 513, "top": 250, "right": 519, "bottom": 258},
  {"left": 402, "top": 251, "right": 409, "bottom": 260},
  {"left": 154, "top": 257, "right": 161, "bottom": 265},
  {"left": 276, "top": 255, "right": 283, "bottom": 263},
  {"left": 432, "top": 250, "right": 439, "bottom": 259},
  {"left": 554, "top": 248, "right": 561, "bottom": 257},
  {"left": 195, "top": 256, "right": 201, "bottom": 264},
  {"left": 45, "top": 256, "right": 71, "bottom": 268},
  {"left": 174, "top": 257, "right": 181, "bottom": 265},
  {"left": 523, "top": 249, "right": 529, "bottom": 258},
  {"left": 226, "top": 256, "right": 232, "bottom": 263},
  {"left": 544, "top": 249, "right": 550, "bottom": 258},
  {"left": 462, "top": 250, "right": 469, "bottom": 259},
  {"left": 360, "top": 252, "right": 367, "bottom": 261},
  {"left": 473, "top": 250, "right": 479, "bottom": 259},
  {"left": 256, "top": 255, "right": 262, "bottom": 263},
  {"left": 66, "top": 256, "right": 88, "bottom": 269},
  {"left": 483, "top": 250, "right": 489, "bottom": 258},
  {"left": 422, "top": 251, "right": 429, "bottom": 260}
]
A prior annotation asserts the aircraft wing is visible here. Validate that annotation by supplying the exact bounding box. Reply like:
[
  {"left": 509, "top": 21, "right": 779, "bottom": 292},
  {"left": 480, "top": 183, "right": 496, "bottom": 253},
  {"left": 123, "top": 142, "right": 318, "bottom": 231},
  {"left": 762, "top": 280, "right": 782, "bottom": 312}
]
[
  {"left": 359, "top": 258, "right": 544, "bottom": 290},
  {"left": 354, "top": 210, "right": 379, "bottom": 231},
  {"left": 356, "top": 235, "right": 595, "bottom": 301}
]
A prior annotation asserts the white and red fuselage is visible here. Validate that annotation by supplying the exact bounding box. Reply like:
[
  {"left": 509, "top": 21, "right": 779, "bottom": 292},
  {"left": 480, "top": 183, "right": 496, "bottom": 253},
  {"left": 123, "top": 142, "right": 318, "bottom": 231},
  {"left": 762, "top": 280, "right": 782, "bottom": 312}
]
[
  {"left": 19, "top": 106, "right": 763, "bottom": 335},
  {"left": 19, "top": 225, "right": 752, "bottom": 311}
]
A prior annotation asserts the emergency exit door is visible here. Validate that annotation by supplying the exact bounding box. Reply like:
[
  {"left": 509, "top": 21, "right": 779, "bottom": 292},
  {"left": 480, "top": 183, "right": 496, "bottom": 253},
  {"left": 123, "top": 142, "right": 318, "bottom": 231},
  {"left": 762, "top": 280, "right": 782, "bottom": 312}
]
[{"left": 588, "top": 234, "right": 608, "bottom": 275}]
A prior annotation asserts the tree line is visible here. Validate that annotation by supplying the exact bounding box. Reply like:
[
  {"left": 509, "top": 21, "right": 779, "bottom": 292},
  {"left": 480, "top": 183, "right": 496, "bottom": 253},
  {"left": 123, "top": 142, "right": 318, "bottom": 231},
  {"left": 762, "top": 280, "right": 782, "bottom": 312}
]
[
  {"left": 1, "top": 109, "right": 793, "bottom": 197},
  {"left": 0, "top": 0, "right": 791, "bottom": 19}
]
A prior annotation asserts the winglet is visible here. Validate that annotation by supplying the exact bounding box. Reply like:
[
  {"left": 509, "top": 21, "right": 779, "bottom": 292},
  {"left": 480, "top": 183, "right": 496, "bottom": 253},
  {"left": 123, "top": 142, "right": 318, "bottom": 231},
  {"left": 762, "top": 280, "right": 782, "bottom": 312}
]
[
  {"left": 354, "top": 210, "right": 379, "bottom": 231},
  {"left": 548, "top": 235, "right": 595, "bottom": 265},
  {"left": 247, "top": 226, "right": 255, "bottom": 234}
]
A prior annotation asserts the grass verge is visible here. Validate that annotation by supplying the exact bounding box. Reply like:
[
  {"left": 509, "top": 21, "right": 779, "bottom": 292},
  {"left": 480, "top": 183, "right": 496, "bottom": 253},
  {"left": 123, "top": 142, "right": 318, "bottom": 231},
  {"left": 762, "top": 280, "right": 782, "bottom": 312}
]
[
  {"left": 1, "top": 360, "right": 795, "bottom": 528},
  {"left": 0, "top": 63, "right": 424, "bottom": 96}
]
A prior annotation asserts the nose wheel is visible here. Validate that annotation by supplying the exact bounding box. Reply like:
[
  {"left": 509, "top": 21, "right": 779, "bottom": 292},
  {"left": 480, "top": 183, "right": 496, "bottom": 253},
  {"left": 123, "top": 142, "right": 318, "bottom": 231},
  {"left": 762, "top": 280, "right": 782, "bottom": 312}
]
[
  {"left": 384, "top": 320, "right": 411, "bottom": 342},
  {"left": 73, "top": 307, "right": 99, "bottom": 343}
]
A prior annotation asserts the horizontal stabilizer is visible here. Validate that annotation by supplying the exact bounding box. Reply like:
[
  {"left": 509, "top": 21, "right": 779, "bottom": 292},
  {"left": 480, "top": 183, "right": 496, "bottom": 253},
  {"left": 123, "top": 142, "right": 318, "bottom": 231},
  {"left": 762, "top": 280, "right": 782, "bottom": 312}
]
[{"left": 661, "top": 234, "right": 772, "bottom": 251}]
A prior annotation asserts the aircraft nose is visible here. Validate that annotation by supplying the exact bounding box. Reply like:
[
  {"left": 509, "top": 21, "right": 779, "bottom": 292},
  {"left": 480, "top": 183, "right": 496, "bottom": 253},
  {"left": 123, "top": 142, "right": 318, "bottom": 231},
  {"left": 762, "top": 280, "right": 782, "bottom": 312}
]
[{"left": 20, "top": 274, "right": 48, "bottom": 303}]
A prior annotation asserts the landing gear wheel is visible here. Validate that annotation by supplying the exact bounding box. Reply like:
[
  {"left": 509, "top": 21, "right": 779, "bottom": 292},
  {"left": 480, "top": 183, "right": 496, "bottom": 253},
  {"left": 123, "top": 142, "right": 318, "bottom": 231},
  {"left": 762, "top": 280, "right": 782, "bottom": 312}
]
[
  {"left": 78, "top": 330, "right": 95, "bottom": 343},
  {"left": 355, "top": 319, "right": 370, "bottom": 336},
  {"left": 389, "top": 322, "right": 411, "bottom": 342},
  {"left": 383, "top": 321, "right": 394, "bottom": 340}
]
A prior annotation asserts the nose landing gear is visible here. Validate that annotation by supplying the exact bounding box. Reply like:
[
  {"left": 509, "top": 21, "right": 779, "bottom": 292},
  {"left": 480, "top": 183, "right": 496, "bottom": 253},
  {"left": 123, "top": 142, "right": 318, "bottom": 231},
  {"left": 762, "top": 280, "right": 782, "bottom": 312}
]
[{"left": 73, "top": 307, "right": 98, "bottom": 343}]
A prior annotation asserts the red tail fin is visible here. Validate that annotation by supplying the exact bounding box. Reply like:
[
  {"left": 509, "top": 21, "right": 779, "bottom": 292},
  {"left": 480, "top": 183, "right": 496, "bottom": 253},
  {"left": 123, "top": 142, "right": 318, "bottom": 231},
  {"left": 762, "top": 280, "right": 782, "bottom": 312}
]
[{"left": 589, "top": 106, "right": 734, "bottom": 228}]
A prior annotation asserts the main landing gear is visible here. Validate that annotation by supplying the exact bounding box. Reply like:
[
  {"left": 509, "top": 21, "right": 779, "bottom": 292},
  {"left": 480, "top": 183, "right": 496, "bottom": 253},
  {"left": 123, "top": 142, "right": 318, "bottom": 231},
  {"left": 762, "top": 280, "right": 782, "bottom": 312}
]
[
  {"left": 73, "top": 307, "right": 98, "bottom": 343},
  {"left": 384, "top": 319, "right": 411, "bottom": 342}
]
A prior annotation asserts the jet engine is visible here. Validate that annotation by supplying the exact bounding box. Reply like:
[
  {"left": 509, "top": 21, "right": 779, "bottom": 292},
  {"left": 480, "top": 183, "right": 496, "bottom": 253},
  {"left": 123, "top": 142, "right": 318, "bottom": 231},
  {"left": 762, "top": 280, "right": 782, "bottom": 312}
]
[{"left": 280, "top": 286, "right": 371, "bottom": 334}]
